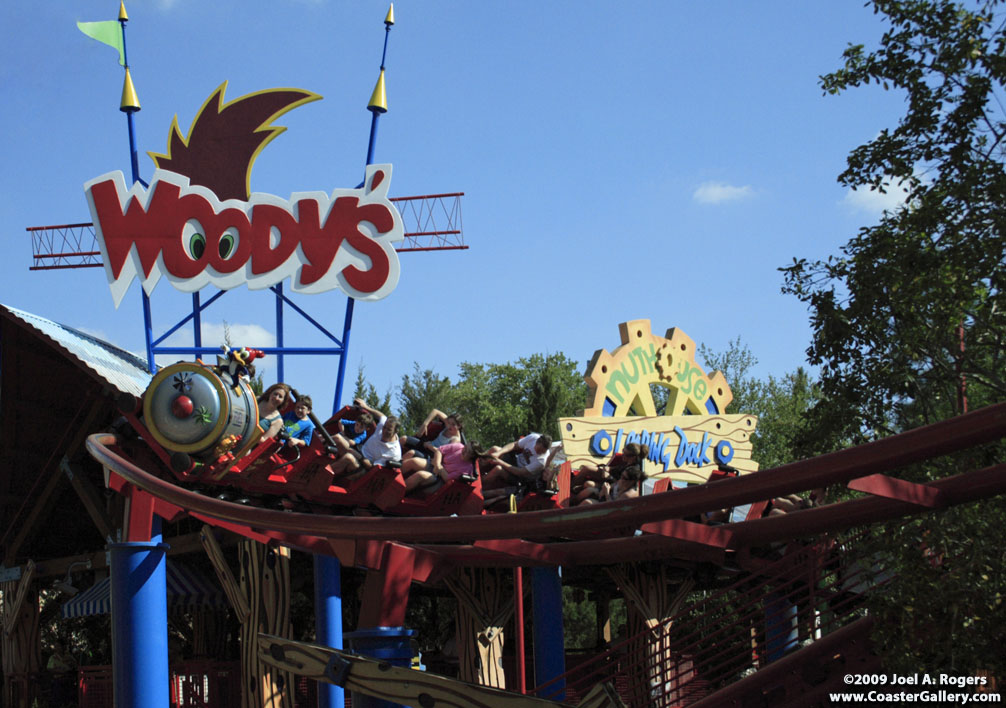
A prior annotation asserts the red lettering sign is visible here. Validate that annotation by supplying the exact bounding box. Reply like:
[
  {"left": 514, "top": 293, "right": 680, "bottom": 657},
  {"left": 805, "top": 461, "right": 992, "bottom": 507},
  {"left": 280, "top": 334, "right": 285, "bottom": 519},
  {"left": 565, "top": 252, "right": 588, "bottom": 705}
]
[{"left": 84, "top": 164, "right": 403, "bottom": 306}]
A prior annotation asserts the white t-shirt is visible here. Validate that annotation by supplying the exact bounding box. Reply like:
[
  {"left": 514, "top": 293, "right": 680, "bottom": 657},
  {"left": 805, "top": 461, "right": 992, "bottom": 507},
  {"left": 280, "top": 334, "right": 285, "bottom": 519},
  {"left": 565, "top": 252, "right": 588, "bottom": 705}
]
[
  {"left": 516, "top": 433, "right": 547, "bottom": 474},
  {"left": 360, "top": 415, "right": 402, "bottom": 465}
]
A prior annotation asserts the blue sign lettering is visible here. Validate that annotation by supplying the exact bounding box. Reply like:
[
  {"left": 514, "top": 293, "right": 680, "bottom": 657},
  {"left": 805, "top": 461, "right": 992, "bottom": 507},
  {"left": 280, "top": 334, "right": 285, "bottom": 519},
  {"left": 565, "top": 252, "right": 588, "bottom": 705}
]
[
  {"left": 594, "top": 425, "right": 724, "bottom": 472},
  {"left": 673, "top": 427, "right": 713, "bottom": 467}
]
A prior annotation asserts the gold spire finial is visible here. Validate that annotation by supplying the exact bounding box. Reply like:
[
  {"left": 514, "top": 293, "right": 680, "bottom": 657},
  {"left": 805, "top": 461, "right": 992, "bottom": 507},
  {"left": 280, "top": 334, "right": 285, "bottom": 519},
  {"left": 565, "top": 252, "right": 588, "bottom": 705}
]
[
  {"left": 367, "top": 69, "right": 387, "bottom": 113},
  {"left": 384, "top": 4, "right": 394, "bottom": 26},
  {"left": 118, "top": 1, "right": 128, "bottom": 22},
  {"left": 120, "top": 67, "right": 141, "bottom": 112}
]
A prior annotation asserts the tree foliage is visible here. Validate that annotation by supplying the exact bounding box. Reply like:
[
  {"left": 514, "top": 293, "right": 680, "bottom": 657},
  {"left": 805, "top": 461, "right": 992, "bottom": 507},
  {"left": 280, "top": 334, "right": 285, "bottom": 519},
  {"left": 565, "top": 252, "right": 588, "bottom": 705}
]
[
  {"left": 863, "top": 499, "right": 1006, "bottom": 676},
  {"left": 780, "top": 0, "right": 1006, "bottom": 674},
  {"left": 397, "top": 364, "right": 456, "bottom": 435},
  {"left": 395, "top": 354, "right": 588, "bottom": 447},
  {"left": 782, "top": 0, "right": 1006, "bottom": 450},
  {"left": 351, "top": 363, "right": 393, "bottom": 414},
  {"left": 452, "top": 353, "right": 588, "bottom": 445},
  {"left": 700, "top": 339, "right": 821, "bottom": 469}
]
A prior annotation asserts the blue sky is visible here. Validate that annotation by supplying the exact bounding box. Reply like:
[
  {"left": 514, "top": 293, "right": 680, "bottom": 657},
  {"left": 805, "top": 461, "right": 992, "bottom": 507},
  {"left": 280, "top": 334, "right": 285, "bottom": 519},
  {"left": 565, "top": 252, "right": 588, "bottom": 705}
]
[{"left": 1, "top": 2, "right": 908, "bottom": 414}]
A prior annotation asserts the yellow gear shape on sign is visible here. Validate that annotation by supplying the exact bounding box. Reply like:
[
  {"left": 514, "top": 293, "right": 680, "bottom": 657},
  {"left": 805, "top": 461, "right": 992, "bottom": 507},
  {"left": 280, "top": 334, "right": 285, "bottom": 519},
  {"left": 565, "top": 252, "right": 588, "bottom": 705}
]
[
  {"left": 561, "top": 320, "right": 759, "bottom": 482},
  {"left": 584, "top": 320, "right": 733, "bottom": 418}
]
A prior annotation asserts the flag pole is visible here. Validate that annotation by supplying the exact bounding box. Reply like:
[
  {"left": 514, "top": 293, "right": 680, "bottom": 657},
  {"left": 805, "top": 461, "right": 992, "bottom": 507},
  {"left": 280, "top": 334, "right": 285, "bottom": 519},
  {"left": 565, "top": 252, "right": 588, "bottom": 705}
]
[
  {"left": 115, "top": 1, "right": 155, "bottom": 372},
  {"left": 332, "top": 3, "right": 395, "bottom": 413},
  {"left": 364, "top": 3, "right": 394, "bottom": 166},
  {"left": 117, "top": 1, "right": 142, "bottom": 186},
  {"left": 319, "top": 16, "right": 396, "bottom": 707}
]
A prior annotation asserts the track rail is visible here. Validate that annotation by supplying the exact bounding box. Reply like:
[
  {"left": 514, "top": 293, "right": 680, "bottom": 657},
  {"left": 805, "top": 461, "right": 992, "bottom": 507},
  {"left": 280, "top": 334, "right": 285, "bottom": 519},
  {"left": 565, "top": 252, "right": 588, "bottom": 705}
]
[{"left": 85, "top": 401, "right": 1006, "bottom": 555}]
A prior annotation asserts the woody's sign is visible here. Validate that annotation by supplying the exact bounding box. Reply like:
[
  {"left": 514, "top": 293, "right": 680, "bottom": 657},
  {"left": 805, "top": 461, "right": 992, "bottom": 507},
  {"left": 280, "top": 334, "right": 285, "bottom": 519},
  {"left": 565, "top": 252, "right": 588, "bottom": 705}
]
[{"left": 85, "top": 83, "right": 404, "bottom": 306}]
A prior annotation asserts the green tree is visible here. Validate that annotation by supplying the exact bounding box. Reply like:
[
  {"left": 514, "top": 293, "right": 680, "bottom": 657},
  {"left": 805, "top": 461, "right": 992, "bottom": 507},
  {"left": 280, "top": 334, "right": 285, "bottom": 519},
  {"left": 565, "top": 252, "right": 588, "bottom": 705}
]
[
  {"left": 700, "top": 340, "right": 821, "bottom": 470},
  {"left": 780, "top": 0, "right": 1006, "bottom": 674},
  {"left": 351, "top": 363, "right": 392, "bottom": 414},
  {"left": 699, "top": 338, "right": 762, "bottom": 415},
  {"left": 451, "top": 353, "right": 587, "bottom": 446},
  {"left": 395, "top": 355, "right": 586, "bottom": 446},
  {"left": 752, "top": 368, "right": 821, "bottom": 469},
  {"left": 782, "top": 0, "right": 1006, "bottom": 449},
  {"left": 397, "top": 364, "right": 457, "bottom": 435}
]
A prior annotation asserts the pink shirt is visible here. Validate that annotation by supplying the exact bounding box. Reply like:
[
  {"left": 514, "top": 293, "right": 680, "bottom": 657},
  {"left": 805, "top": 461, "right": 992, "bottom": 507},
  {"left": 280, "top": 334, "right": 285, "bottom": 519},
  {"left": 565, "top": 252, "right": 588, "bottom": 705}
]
[{"left": 439, "top": 442, "right": 471, "bottom": 481}]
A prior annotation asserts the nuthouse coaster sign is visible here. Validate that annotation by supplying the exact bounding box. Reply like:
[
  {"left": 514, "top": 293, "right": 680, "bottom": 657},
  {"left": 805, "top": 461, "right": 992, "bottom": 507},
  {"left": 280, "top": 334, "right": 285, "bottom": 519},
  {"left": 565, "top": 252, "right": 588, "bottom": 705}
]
[
  {"left": 560, "top": 320, "right": 760, "bottom": 484},
  {"left": 85, "top": 83, "right": 404, "bottom": 306}
]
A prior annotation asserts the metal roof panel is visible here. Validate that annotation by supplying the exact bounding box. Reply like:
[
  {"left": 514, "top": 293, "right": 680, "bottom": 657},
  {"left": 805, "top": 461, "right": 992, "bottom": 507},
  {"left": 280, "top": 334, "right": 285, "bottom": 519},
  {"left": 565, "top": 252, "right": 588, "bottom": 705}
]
[{"left": 2, "top": 304, "right": 152, "bottom": 396}]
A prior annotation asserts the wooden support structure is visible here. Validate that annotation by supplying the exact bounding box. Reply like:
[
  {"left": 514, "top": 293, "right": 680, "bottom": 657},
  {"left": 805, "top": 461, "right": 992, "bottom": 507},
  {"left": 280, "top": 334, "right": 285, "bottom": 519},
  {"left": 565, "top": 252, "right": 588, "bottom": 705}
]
[
  {"left": 3, "top": 467, "right": 68, "bottom": 567},
  {"left": 3, "top": 397, "right": 106, "bottom": 565},
  {"left": 190, "top": 606, "right": 232, "bottom": 659},
  {"left": 258, "top": 633, "right": 627, "bottom": 708},
  {"left": 201, "top": 526, "right": 251, "bottom": 622},
  {"left": 445, "top": 567, "right": 515, "bottom": 688},
  {"left": 607, "top": 563, "right": 695, "bottom": 706},
  {"left": 201, "top": 527, "right": 292, "bottom": 708},
  {"left": 578, "top": 683, "right": 629, "bottom": 708},
  {"left": 240, "top": 539, "right": 293, "bottom": 708},
  {"left": 61, "top": 457, "right": 116, "bottom": 541},
  {"left": 1, "top": 561, "right": 40, "bottom": 708}
]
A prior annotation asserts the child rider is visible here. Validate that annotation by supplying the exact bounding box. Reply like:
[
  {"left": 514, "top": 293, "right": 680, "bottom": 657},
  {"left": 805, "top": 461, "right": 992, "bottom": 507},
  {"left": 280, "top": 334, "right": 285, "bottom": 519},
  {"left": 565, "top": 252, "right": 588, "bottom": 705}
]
[{"left": 282, "top": 395, "right": 316, "bottom": 447}]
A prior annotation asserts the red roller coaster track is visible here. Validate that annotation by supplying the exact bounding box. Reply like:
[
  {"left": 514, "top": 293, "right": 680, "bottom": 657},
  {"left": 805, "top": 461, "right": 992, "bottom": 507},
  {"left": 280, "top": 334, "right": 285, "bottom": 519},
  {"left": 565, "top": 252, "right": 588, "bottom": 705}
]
[{"left": 86, "top": 401, "right": 1006, "bottom": 566}]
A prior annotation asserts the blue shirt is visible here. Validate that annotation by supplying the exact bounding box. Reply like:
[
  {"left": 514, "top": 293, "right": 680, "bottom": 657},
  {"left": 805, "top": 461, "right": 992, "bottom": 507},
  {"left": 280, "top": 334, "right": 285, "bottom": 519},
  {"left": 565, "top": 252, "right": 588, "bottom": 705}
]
[
  {"left": 341, "top": 419, "right": 368, "bottom": 445},
  {"left": 282, "top": 412, "right": 315, "bottom": 444}
]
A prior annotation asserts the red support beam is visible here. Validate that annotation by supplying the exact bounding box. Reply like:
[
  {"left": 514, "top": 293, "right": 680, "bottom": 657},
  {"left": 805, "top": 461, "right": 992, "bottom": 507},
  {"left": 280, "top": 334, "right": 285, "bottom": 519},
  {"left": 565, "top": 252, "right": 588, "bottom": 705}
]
[
  {"left": 471, "top": 539, "right": 568, "bottom": 565},
  {"left": 640, "top": 518, "right": 735, "bottom": 548},
  {"left": 358, "top": 542, "right": 417, "bottom": 627},
  {"left": 123, "top": 486, "right": 155, "bottom": 542},
  {"left": 727, "top": 463, "right": 1006, "bottom": 547},
  {"left": 847, "top": 473, "right": 944, "bottom": 508}
]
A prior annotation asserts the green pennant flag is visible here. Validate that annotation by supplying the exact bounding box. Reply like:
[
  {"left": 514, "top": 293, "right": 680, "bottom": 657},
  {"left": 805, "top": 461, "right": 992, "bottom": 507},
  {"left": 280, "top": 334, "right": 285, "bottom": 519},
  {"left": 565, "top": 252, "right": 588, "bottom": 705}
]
[{"left": 77, "top": 20, "right": 125, "bottom": 66}]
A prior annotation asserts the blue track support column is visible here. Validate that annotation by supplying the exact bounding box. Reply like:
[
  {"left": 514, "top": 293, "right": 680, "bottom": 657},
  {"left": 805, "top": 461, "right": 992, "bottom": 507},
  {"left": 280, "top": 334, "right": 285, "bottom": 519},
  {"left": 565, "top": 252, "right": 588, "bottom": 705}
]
[
  {"left": 191, "top": 292, "right": 202, "bottom": 351},
  {"left": 314, "top": 555, "right": 344, "bottom": 708},
  {"left": 142, "top": 291, "right": 155, "bottom": 373},
  {"left": 109, "top": 540, "right": 170, "bottom": 708},
  {"left": 765, "top": 592, "right": 799, "bottom": 662},
  {"left": 531, "top": 567, "right": 565, "bottom": 701},
  {"left": 275, "top": 283, "right": 285, "bottom": 383},
  {"left": 331, "top": 297, "right": 355, "bottom": 414}
]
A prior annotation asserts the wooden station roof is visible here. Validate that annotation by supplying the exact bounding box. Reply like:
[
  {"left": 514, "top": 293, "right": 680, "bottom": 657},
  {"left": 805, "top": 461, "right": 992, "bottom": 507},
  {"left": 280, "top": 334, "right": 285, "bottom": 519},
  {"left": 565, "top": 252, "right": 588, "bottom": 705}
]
[{"left": 0, "top": 304, "right": 151, "bottom": 572}]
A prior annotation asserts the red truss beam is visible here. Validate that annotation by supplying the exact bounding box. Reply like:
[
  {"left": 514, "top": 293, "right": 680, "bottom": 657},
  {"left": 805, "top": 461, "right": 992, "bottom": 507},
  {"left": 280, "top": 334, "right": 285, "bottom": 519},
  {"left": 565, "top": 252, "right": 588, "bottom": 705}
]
[
  {"left": 25, "top": 193, "right": 465, "bottom": 270},
  {"left": 26, "top": 223, "right": 103, "bottom": 271},
  {"left": 390, "top": 192, "right": 466, "bottom": 252}
]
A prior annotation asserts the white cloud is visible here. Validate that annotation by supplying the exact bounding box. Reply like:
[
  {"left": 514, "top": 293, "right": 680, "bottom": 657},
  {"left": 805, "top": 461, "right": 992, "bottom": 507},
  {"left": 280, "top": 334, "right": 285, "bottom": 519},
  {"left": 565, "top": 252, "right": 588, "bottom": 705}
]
[
  {"left": 156, "top": 321, "right": 276, "bottom": 372},
  {"left": 692, "top": 181, "right": 755, "bottom": 205},
  {"left": 842, "top": 181, "right": 912, "bottom": 215},
  {"left": 202, "top": 322, "right": 276, "bottom": 350}
]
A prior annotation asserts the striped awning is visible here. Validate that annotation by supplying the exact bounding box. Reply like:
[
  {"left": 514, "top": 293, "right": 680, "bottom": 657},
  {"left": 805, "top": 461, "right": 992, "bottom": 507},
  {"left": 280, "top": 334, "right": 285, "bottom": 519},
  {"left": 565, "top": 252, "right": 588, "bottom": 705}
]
[{"left": 61, "top": 561, "right": 226, "bottom": 618}]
